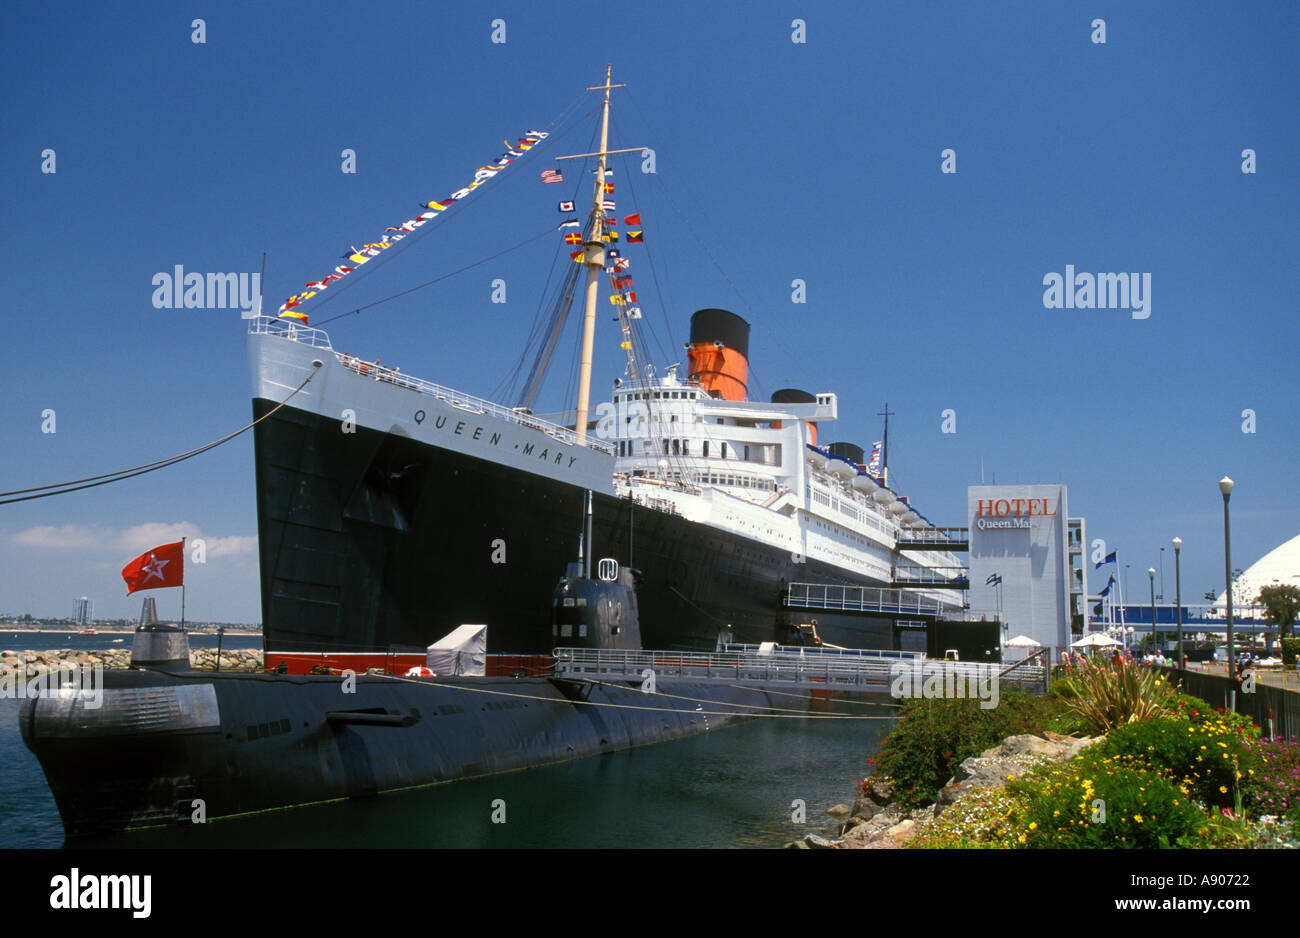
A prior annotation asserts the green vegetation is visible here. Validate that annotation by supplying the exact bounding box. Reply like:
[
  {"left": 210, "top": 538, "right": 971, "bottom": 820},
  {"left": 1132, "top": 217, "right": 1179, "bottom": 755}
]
[
  {"left": 872, "top": 690, "right": 1062, "bottom": 809},
  {"left": 1050, "top": 658, "right": 1176, "bottom": 736},
  {"left": 877, "top": 666, "right": 1289, "bottom": 849}
]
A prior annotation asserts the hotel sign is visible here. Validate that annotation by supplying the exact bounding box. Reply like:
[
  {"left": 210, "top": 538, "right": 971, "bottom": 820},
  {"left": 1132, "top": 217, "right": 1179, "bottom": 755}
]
[{"left": 974, "top": 497, "right": 1057, "bottom": 531}]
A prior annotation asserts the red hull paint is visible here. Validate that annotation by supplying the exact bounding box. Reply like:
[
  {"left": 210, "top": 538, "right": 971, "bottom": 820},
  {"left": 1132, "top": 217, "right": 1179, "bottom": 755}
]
[{"left": 263, "top": 651, "right": 555, "bottom": 677}]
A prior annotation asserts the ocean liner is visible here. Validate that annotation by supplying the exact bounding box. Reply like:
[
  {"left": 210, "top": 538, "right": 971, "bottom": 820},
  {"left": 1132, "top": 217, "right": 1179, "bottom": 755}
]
[{"left": 249, "top": 68, "right": 965, "bottom": 660}]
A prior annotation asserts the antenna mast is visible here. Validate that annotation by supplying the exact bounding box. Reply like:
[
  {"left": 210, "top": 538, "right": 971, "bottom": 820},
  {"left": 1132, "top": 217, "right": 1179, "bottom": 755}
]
[{"left": 878, "top": 402, "right": 894, "bottom": 488}]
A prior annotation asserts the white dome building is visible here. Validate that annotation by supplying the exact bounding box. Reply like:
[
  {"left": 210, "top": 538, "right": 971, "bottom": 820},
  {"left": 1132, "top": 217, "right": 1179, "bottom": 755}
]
[{"left": 1209, "top": 532, "right": 1300, "bottom": 617}]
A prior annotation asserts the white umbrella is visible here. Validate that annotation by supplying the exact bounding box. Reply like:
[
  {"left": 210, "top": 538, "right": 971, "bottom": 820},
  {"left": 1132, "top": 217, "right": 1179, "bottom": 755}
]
[
  {"left": 1005, "top": 634, "right": 1041, "bottom": 647},
  {"left": 1072, "top": 633, "right": 1121, "bottom": 648}
]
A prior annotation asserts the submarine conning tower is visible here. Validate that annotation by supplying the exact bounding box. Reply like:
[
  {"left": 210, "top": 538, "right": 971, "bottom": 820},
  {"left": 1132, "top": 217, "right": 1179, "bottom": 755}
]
[
  {"left": 551, "top": 559, "right": 643, "bottom": 651},
  {"left": 687, "top": 308, "right": 749, "bottom": 402}
]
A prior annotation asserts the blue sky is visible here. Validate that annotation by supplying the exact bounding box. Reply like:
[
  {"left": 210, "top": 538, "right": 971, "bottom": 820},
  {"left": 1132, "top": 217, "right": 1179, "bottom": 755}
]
[{"left": 1, "top": 1, "right": 1295, "bottom": 624}]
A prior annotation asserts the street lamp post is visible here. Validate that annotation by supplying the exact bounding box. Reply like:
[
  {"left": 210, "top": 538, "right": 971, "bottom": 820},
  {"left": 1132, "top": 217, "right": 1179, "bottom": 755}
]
[
  {"left": 1148, "top": 568, "right": 1157, "bottom": 655},
  {"left": 1220, "top": 476, "right": 1235, "bottom": 676},
  {"left": 1159, "top": 546, "right": 1165, "bottom": 601},
  {"left": 1173, "top": 537, "right": 1183, "bottom": 669}
]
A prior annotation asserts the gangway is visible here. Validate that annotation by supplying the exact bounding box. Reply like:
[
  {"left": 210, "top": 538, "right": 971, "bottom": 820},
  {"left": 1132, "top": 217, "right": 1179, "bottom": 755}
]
[
  {"left": 785, "top": 582, "right": 969, "bottom": 620},
  {"left": 896, "top": 527, "right": 968, "bottom": 551},
  {"left": 891, "top": 564, "right": 969, "bottom": 589}
]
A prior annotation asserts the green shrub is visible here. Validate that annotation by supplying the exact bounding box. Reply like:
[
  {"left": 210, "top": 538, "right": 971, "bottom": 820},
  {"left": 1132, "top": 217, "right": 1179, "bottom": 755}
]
[
  {"left": 1080, "top": 716, "right": 1256, "bottom": 810},
  {"left": 1008, "top": 761, "right": 1211, "bottom": 848},
  {"left": 1280, "top": 638, "right": 1300, "bottom": 670},
  {"left": 873, "top": 689, "right": 1065, "bottom": 809},
  {"left": 1249, "top": 737, "right": 1300, "bottom": 823},
  {"left": 1052, "top": 658, "right": 1177, "bottom": 736},
  {"left": 912, "top": 785, "right": 1030, "bottom": 849}
]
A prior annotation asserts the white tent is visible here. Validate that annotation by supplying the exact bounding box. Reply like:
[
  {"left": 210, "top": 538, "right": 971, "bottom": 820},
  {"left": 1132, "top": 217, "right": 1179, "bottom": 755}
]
[
  {"left": 426, "top": 624, "right": 487, "bottom": 676},
  {"left": 1072, "top": 633, "right": 1121, "bottom": 648},
  {"left": 1005, "top": 634, "right": 1042, "bottom": 647}
]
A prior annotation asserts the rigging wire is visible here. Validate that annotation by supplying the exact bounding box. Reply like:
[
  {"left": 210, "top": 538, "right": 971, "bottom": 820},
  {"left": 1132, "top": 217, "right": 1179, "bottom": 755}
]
[
  {"left": 288, "top": 93, "right": 596, "bottom": 322},
  {"left": 0, "top": 367, "right": 320, "bottom": 505},
  {"left": 311, "top": 226, "right": 559, "bottom": 328}
]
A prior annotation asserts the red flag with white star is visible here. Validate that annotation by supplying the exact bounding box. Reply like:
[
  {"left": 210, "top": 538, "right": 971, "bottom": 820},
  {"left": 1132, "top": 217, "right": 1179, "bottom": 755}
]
[{"left": 121, "top": 540, "right": 185, "bottom": 594}]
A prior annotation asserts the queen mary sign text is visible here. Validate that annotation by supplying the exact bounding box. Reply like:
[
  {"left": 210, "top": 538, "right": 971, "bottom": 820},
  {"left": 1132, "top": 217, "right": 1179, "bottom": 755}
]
[{"left": 974, "top": 497, "right": 1057, "bottom": 530}]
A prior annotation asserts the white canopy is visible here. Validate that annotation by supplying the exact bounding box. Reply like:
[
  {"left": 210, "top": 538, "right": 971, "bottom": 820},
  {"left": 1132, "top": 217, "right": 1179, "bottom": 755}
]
[
  {"left": 1004, "top": 634, "right": 1042, "bottom": 647},
  {"left": 1072, "top": 633, "right": 1121, "bottom": 648},
  {"left": 426, "top": 624, "right": 487, "bottom": 676}
]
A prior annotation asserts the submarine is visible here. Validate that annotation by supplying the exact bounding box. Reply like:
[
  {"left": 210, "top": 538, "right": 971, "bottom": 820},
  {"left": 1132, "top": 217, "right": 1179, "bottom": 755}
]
[{"left": 20, "top": 542, "right": 792, "bottom": 839}]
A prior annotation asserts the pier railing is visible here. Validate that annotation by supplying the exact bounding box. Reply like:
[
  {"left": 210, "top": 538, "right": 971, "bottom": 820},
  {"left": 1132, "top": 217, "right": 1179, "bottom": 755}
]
[{"left": 552, "top": 645, "right": 1008, "bottom": 694}]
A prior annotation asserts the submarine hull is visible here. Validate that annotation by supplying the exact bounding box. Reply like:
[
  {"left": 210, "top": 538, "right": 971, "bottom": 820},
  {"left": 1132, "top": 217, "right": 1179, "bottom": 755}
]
[{"left": 20, "top": 666, "right": 787, "bottom": 839}]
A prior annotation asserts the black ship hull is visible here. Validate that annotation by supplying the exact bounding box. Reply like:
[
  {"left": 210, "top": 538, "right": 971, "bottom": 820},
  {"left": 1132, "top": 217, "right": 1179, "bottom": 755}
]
[{"left": 253, "top": 398, "right": 897, "bottom": 656}]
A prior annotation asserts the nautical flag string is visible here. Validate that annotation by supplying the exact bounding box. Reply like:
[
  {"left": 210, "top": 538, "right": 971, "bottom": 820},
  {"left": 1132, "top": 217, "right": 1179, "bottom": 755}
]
[{"left": 276, "top": 129, "right": 549, "bottom": 321}]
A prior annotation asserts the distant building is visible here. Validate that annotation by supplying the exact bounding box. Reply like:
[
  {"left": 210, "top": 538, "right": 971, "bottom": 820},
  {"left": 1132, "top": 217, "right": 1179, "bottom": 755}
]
[
  {"left": 1209, "top": 532, "right": 1300, "bottom": 617},
  {"left": 967, "top": 484, "right": 1083, "bottom": 652},
  {"left": 73, "top": 596, "right": 93, "bottom": 628}
]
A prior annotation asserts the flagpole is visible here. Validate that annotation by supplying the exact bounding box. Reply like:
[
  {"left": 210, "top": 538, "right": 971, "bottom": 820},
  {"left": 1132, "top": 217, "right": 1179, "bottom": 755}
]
[
  {"left": 1117, "top": 555, "right": 1127, "bottom": 647},
  {"left": 180, "top": 537, "right": 186, "bottom": 630}
]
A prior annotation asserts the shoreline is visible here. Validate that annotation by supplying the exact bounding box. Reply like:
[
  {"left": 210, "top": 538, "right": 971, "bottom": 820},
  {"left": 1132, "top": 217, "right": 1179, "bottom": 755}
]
[{"left": 0, "top": 628, "right": 261, "bottom": 637}]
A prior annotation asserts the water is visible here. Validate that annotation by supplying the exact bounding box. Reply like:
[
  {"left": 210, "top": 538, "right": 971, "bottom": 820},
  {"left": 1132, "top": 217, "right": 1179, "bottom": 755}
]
[{"left": 1, "top": 645, "right": 892, "bottom": 847}]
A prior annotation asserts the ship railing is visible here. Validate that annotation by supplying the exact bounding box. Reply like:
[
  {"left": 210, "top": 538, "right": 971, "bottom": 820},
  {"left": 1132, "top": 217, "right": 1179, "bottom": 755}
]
[
  {"left": 248, "top": 314, "right": 335, "bottom": 350},
  {"left": 250, "top": 315, "right": 614, "bottom": 455}
]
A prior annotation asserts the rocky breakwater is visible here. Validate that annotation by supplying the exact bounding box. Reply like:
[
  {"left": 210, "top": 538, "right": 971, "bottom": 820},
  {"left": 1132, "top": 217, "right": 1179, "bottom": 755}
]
[
  {"left": 784, "top": 731, "right": 1099, "bottom": 849},
  {"left": 1, "top": 647, "right": 265, "bottom": 676}
]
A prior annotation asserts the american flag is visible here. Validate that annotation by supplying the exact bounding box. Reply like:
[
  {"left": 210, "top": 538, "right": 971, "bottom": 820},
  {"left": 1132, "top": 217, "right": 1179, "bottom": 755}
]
[{"left": 541, "top": 169, "right": 563, "bottom": 184}]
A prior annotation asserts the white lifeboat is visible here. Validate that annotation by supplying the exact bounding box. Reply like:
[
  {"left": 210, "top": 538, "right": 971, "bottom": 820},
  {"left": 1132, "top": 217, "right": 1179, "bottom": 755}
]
[
  {"left": 901, "top": 510, "right": 920, "bottom": 526},
  {"left": 871, "top": 486, "right": 895, "bottom": 505},
  {"left": 806, "top": 447, "right": 828, "bottom": 471},
  {"left": 828, "top": 457, "right": 857, "bottom": 481},
  {"left": 888, "top": 500, "right": 909, "bottom": 516},
  {"left": 852, "top": 472, "right": 875, "bottom": 493}
]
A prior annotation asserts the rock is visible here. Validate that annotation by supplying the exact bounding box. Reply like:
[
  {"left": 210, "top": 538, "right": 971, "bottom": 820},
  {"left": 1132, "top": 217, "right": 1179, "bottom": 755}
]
[
  {"left": 986, "top": 734, "right": 1069, "bottom": 761},
  {"left": 885, "top": 819, "right": 916, "bottom": 842},
  {"left": 850, "top": 794, "right": 883, "bottom": 821},
  {"left": 826, "top": 803, "right": 851, "bottom": 819},
  {"left": 803, "top": 834, "right": 837, "bottom": 849},
  {"left": 785, "top": 840, "right": 810, "bottom": 849},
  {"left": 862, "top": 776, "right": 894, "bottom": 805},
  {"left": 1065, "top": 737, "right": 1100, "bottom": 760},
  {"left": 1039, "top": 730, "right": 1075, "bottom": 744}
]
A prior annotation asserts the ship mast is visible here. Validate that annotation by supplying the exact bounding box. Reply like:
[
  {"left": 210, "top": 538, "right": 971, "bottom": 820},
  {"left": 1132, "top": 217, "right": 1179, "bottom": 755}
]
[
  {"left": 878, "top": 402, "right": 894, "bottom": 488},
  {"left": 555, "top": 66, "right": 645, "bottom": 446}
]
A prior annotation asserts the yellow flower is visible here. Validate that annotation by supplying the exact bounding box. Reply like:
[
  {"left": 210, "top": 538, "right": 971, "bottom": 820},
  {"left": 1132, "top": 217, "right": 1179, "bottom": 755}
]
[
  {"left": 1018, "top": 833, "right": 1026, "bottom": 843},
  {"left": 1134, "top": 814, "right": 1144, "bottom": 823},
  {"left": 1219, "top": 786, "right": 1228, "bottom": 794},
  {"left": 1028, "top": 822, "right": 1037, "bottom": 830}
]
